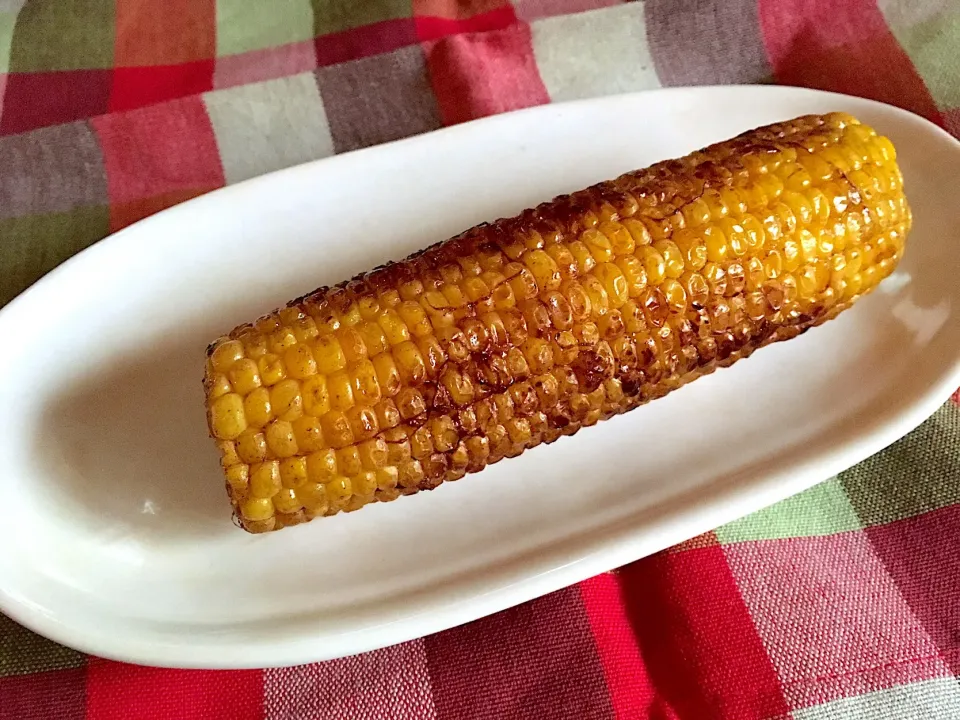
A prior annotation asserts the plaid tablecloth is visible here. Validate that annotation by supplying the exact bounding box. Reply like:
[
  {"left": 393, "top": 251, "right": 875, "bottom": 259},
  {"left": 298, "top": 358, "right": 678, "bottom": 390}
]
[{"left": 2, "top": 1, "right": 959, "bottom": 718}]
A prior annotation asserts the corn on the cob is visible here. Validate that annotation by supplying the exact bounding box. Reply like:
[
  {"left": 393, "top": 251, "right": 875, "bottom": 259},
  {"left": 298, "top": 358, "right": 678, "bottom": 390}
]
[{"left": 204, "top": 112, "right": 911, "bottom": 533}]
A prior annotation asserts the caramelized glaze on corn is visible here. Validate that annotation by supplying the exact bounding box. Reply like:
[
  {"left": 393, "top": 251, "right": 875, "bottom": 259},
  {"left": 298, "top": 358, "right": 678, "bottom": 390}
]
[{"left": 204, "top": 113, "right": 911, "bottom": 532}]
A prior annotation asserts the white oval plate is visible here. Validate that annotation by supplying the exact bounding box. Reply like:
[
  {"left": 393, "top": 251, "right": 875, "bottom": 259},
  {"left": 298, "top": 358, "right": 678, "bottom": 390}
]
[{"left": 1, "top": 86, "right": 958, "bottom": 669}]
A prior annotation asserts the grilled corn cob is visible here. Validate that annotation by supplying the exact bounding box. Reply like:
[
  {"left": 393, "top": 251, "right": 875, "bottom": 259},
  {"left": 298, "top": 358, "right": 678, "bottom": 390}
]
[{"left": 204, "top": 112, "right": 911, "bottom": 533}]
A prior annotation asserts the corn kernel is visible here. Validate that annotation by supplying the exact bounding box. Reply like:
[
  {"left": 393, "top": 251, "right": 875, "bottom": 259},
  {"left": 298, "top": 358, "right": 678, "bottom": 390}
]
[
  {"left": 396, "top": 387, "right": 427, "bottom": 420},
  {"left": 258, "top": 354, "right": 286, "bottom": 386},
  {"left": 278, "top": 456, "right": 308, "bottom": 489},
  {"left": 224, "top": 464, "right": 248, "bottom": 496},
  {"left": 273, "top": 487, "right": 303, "bottom": 514},
  {"left": 313, "top": 334, "right": 347, "bottom": 374},
  {"left": 523, "top": 249, "right": 562, "bottom": 292},
  {"left": 208, "top": 374, "right": 232, "bottom": 400},
  {"left": 270, "top": 379, "right": 303, "bottom": 421},
  {"left": 320, "top": 410, "right": 354, "bottom": 448},
  {"left": 594, "top": 263, "right": 628, "bottom": 309},
  {"left": 291, "top": 415, "right": 324, "bottom": 453},
  {"left": 265, "top": 420, "right": 298, "bottom": 458},
  {"left": 398, "top": 459, "right": 424, "bottom": 489},
  {"left": 371, "top": 353, "right": 401, "bottom": 397},
  {"left": 307, "top": 449, "right": 337, "bottom": 483},
  {"left": 241, "top": 497, "right": 274, "bottom": 521},
  {"left": 638, "top": 245, "right": 667, "bottom": 285},
  {"left": 377, "top": 466, "right": 399, "bottom": 492},
  {"left": 228, "top": 358, "right": 261, "bottom": 394},
  {"left": 243, "top": 387, "right": 272, "bottom": 428},
  {"left": 250, "top": 461, "right": 281, "bottom": 498},
  {"left": 209, "top": 393, "right": 247, "bottom": 440},
  {"left": 236, "top": 429, "right": 267, "bottom": 464},
  {"left": 283, "top": 344, "right": 316, "bottom": 380},
  {"left": 297, "top": 482, "right": 328, "bottom": 515},
  {"left": 211, "top": 340, "right": 244, "bottom": 373}
]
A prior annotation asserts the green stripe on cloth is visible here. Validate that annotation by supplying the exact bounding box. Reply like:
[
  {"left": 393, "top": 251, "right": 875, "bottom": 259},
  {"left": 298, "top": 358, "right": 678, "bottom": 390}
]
[
  {"left": 7, "top": 0, "right": 114, "bottom": 72},
  {"left": 0, "top": 5, "right": 24, "bottom": 74},
  {"left": 0, "top": 206, "right": 109, "bottom": 307},
  {"left": 310, "top": 0, "right": 412, "bottom": 36},
  {"left": 215, "top": 0, "right": 315, "bottom": 56},
  {"left": 884, "top": 10, "right": 960, "bottom": 108},
  {"left": 716, "top": 478, "right": 862, "bottom": 544},
  {"left": 0, "top": 614, "right": 85, "bottom": 678},
  {"left": 840, "top": 402, "right": 960, "bottom": 527}
]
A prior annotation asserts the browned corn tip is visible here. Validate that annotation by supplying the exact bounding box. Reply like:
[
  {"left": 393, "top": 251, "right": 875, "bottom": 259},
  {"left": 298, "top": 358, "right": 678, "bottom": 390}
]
[{"left": 204, "top": 112, "right": 911, "bottom": 532}]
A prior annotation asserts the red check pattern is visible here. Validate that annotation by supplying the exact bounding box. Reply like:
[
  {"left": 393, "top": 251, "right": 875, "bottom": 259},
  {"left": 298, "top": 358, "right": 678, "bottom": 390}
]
[{"left": 1, "top": 1, "right": 959, "bottom": 718}]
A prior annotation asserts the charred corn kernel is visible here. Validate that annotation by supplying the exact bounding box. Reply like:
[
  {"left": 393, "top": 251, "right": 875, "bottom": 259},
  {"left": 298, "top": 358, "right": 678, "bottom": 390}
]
[
  {"left": 207, "top": 114, "right": 910, "bottom": 531},
  {"left": 209, "top": 393, "right": 247, "bottom": 440},
  {"left": 270, "top": 379, "right": 303, "bottom": 421}
]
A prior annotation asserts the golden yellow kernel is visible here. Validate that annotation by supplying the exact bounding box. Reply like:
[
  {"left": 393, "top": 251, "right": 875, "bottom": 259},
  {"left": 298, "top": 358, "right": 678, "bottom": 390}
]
[
  {"left": 371, "top": 352, "right": 401, "bottom": 397},
  {"left": 702, "top": 225, "right": 728, "bottom": 263},
  {"left": 265, "top": 420, "right": 298, "bottom": 458},
  {"left": 298, "top": 482, "right": 329, "bottom": 514},
  {"left": 522, "top": 337, "right": 554, "bottom": 374},
  {"left": 277, "top": 456, "right": 307, "bottom": 489},
  {"left": 257, "top": 354, "right": 286, "bottom": 386},
  {"left": 236, "top": 429, "right": 267, "bottom": 464},
  {"left": 291, "top": 415, "right": 323, "bottom": 453},
  {"left": 637, "top": 245, "right": 667, "bottom": 285},
  {"left": 394, "top": 341, "right": 427, "bottom": 384},
  {"left": 325, "top": 371, "right": 352, "bottom": 411},
  {"left": 284, "top": 344, "right": 316, "bottom": 380},
  {"left": 600, "top": 221, "right": 635, "bottom": 255},
  {"left": 377, "top": 466, "right": 399, "bottom": 492},
  {"left": 336, "top": 446, "right": 362, "bottom": 477},
  {"left": 594, "top": 263, "right": 629, "bottom": 309},
  {"left": 346, "top": 406, "right": 379, "bottom": 441},
  {"left": 582, "top": 229, "right": 614, "bottom": 263},
  {"left": 312, "top": 334, "right": 347, "bottom": 374},
  {"left": 655, "top": 241, "right": 685, "bottom": 278},
  {"left": 269, "top": 327, "right": 297, "bottom": 355},
  {"left": 241, "top": 497, "right": 274, "bottom": 522},
  {"left": 682, "top": 196, "right": 711, "bottom": 228},
  {"left": 227, "top": 358, "right": 260, "bottom": 395},
  {"left": 243, "top": 387, "right": 273, "bottom": 428},
  {"left": 250, "top": 461, "right": 281, "bottom": 498},
  {"left": 273, "top": 487, "right": 302, "bottom": 514},
  {"left": 208, "top": 374, "right": 232, "bottom": 400},
  {"left": 270, "top": 379, "right": 303, "bottom": 421},
  {"left": 352, "top": 471, "right": 378, "bottom": 497},
  {"left": 702, "top": 262, "right": 727, "bottom": 296},
  {"left": 211, "top": 340, "right": 244, "bottom": 373},
  {"left": 307, "top": 449, "right": 337, "bottom": 483},
  {"left": 568, "top": 241, "right": 597, "bottom": 275},
  {"left": 209, "top": 393, "right": 247, "bottom": 440},
  {"left": 357, "top": 437, "right": 387, "bottom": 470},
  {"left": 398, "top": 300, "right": 432, "bottom": 337},
  {"left": 320, "top": 410, "right": 354, "bottom": 448},
  {"left": 614, "top": 255, "right": 648, "bottom": 297},
  {"left": 373, "top": 399, "right": 401, "bottom": 430},
  {"left": 292, "top": 316, "right": 319, "bottom": 344},
  {"left": 357, "top": 320, "right": 388, "bottom": 357},
  {"left": 523, "top": 249, "right": 562, "bottom": 292},
  {"left": 410, "top": 426, "right": 433, "bottom": 458}
]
